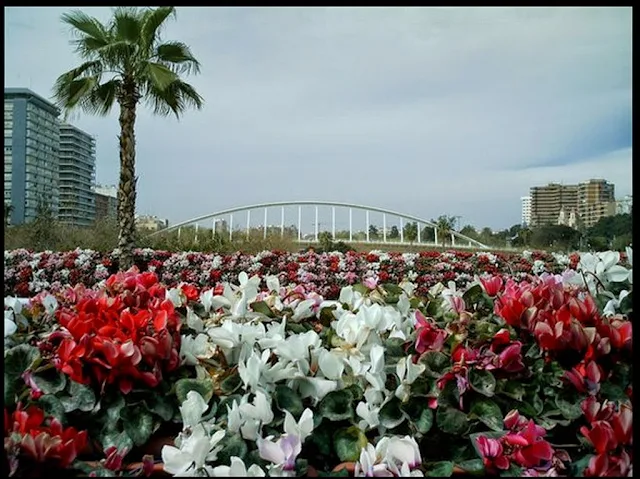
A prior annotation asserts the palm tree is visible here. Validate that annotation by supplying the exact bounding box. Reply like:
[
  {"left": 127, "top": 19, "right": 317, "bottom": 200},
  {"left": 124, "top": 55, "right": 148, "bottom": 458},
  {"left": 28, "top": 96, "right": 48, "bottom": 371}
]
[
  {"left": 53, "top": 7, "right": 203, "bottom": 269},
  {"left": 435, "top": 215, "right": 456, "bottom": 246}
]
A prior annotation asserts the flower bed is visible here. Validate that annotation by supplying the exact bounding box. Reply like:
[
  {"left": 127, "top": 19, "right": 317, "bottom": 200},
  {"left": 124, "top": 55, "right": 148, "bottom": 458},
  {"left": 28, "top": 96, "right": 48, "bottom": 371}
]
[
  {"left": 4, "top": 247, "right": 586, "bottom": 299},
  {"left": 3, "top": 249, "right": 633, "bottom": 477}
]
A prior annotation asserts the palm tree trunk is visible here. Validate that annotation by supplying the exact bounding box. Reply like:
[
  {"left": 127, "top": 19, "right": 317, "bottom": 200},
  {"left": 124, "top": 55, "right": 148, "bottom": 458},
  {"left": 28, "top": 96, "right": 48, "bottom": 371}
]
[{"left": 117, "top": 88, "right": 139, "bottom": 271}]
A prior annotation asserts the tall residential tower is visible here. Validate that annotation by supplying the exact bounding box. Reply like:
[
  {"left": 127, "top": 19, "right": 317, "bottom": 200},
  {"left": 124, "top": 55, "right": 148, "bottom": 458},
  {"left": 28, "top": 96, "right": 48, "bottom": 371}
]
[
  {"left": 58, "top": 123, "right": 96, "bottom": 226},
  {"left": 4, "top": 88, "right": 60, "bottom": 225},
  {"left": 520, "top": 196, "right": 531, "bottom": 227}
]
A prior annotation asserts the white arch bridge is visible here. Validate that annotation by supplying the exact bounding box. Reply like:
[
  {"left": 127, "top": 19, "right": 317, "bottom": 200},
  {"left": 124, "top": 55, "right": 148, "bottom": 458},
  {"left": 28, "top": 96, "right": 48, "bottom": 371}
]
[{"left": 147, "top": 201, "right": 488, "bottom": 248}]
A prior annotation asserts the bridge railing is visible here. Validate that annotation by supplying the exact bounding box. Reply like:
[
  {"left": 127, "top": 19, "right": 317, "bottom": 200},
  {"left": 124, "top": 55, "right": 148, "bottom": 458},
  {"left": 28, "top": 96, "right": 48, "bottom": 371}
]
[{"left": 147, "top": 201, "right": 488, "bottom": 249}]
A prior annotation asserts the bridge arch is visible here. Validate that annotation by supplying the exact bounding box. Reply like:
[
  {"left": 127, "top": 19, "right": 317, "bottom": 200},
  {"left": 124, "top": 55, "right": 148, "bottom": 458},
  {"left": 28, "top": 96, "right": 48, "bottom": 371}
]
[{"left": 147, "top": 200, "right": 488, "bottom": 248}]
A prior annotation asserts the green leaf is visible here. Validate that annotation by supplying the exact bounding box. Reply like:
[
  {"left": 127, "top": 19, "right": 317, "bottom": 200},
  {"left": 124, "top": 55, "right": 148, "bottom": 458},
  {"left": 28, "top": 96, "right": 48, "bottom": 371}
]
[
  {"left": 38, "top": 395, "right": 67, "bottom": 423},
  {"left": 401, "top": 397, "right": 433, "bottom": 434},
  {"left": 120, "top": 406, "right": 156, "bottom": 447},
  {"left": 419, "top": 351, "right": 450, "bottom": 377},
  {"left": 294, "top": 458, "right": 309, "bottom": 477},
  {"left": 319, "top": 306, "right": 337, "bottom": 326},
  {"left": 610, "top": 363, "right": 632, "bottom": 389},
  {"left": 438, "top": 380, "right": 461, "bottom": 409},
  {"left": 497, "top": 380, "right": 525, "bottom": 401},
  {"left": 307, "top": 421, "right": 333, "bottom": 456},
  {"left": 456, "top": 459, "right": 485, "bottom": 476},
  {"left": 470, "top": 398, "right": 503, "bottom": 432},
  {"left": 500, "top": 464, "right": 523, "bottom": 477},
  {"left": 4, "top": 344, "right": 40, "bottom": 379},
  {"left": 104, "top": 395, "right": 126, "bottom": 423},
  {"left": 426, "top": 300, "right": 439, "bottom": 316},
  {"left": 468, "top": 369, "right": 496, "bottom": 397},
  {"left": 525, "top": 343, "right": 541, "bottom": 359},
  {"left": 274, "top": 384, "right": 304, "bottom": 418},
  {"left": 570, "top": 454, "right": 594, "bottom": 477},
  {"left": 353, "top": 284, "right": 369, "bottom": 296},
  {"left": 333, "top": 426, "right": 368, "bottom": 462},
  {"left": 32, "top": 369, "right": 67, "bottom": 395},
  {"left": 60, "top": 381, "right": 96, "bottom": 412},
  {"left": 425, "top": 461, "right": 454, "bottom": 477},
  {"left": 99, "top": 428, "right": 134, "bottom": 453},
  {"left": 555, "top": 396, "right": 583, "bottom": 421},
  {"left": 619, "top": 292, "right": 632, "bottom": 315},
  {"left": 436, "top": 406, "right": 469, "bottom": 435},
  {"left": 519, "top": 394, "right": 544, "bottom": 417},
  {"left": 599, "top": 382, "right": 629, "bottom": 402},
  {"left": 216, "top": 432, "right": 248, "bottom": 464},
  {"left": 409, "top": 376, "right": 432, "bottom": 397},
  {"left": 250, "top": 301, "right": 276, "bottom": 318},
  {"left": 382, "top": 283, "right": 404, "bottom": 295},
  {"left": 175, "top": 378, "right": 214, "bottom": 404},
  {"left": 286, "top": 323, "right": 307, "bottom": 333},
  {"left": 318, "top": 390, "right": 354, "bottom": 422},
  {"left": 220, "top": 372, "right": 242, "bottom": 395},
  {"left": 317, "top": 469, "right": 350, "bottom": 477},
  {"left": 379, "top": 397, "right": 405, "bottom": 429},
  {"left": 415, "top": 407, "right": 434, "bottom": 434},
  {"left": 343, "top": 384, "right": 364, "bottom": 402},
  {"left": 384, "top": 337, "right": 408, "bottom": 359},
  {"left": 4, "top": 373, "right": 18, "bottom": 407},
  {"left": 462, "top": 283, "right": 484, "bottom": 306},
  {"left": 145, "top": 394, "right": 176, "bottom": 422}
]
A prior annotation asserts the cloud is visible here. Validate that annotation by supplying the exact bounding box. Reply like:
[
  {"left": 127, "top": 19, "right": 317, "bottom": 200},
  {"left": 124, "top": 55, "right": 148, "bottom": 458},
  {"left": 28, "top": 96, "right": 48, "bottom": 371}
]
[{"left": 4, "top": 6, "right": 632, "bottom": 230}]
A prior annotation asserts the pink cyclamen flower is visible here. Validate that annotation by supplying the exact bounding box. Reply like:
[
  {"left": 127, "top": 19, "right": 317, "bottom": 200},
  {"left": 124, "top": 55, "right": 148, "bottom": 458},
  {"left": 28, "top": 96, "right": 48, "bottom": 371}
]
[
  {"left": 479, "top": 276, "right": 503, "bottom": 297},
  {"left": 363, "top": 276, "right": 379, "bottom": 290},
  {"left": 476, "top": 436, "right": 510, "bottom": 471}
]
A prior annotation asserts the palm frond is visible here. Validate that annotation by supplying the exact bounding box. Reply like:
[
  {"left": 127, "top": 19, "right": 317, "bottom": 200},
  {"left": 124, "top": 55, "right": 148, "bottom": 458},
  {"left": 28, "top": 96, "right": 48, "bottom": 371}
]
[
  {"left": 140, "top": 7, "right": 176, "bottom": 53},
  {"left": 91, "top": 41, "right": 137, "bottom": 72},
  {"left": 154, "top": 41, "right": 201, "bottom": 75},
  {"left": 144, "top": 79, "right": 204, "bottom": 118},
  {"left": 52, "top": 75, "right": 99, "bottom": 113},
  {"left": 61, "top": 10, "right": 109, "bottom": 42},
  {"left": 78, "top": 79, "right": 121, "bottom": 116},
  {"left": 55, "top": 61, "right": 104, "bottom": 83},
  {"left": 143, "top": 62, "right": 179, "bottom": 91},
  {"left": 111, "top": 7, "right": 144, "bottom": 44}
]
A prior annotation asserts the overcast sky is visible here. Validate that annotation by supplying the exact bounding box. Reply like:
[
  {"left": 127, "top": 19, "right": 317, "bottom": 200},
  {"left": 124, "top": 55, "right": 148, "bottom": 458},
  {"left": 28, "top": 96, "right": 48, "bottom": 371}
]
[{"left": 4, "top": 7, "right": 632, "bottom": 231}]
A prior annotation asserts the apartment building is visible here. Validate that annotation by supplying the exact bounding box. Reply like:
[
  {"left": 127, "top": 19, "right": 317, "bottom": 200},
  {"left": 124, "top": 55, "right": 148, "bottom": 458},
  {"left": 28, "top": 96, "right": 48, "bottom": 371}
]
[
  {"left": 58, "top": 123, "right": 96, "bottom": 226},
  {"left": 136, "top": 215, "right": 168, "bottom": 232},
  {"left": 520, "top": 196, "right": 531, "bottom": 226},
  {"left": 94, "top": 184, "right": 117, "bottom": 221},
  {"left": 4, "top": 88, "right": 60, "bottom": 225},
  {"left": 616, "top": 195, "right": 632, "bottom": 215},
  {"left": 577, "top": 179, "right": 616, "bottom": 228},
  {"left": 529, "top": 183, "right": 578, "bottom": 227}
]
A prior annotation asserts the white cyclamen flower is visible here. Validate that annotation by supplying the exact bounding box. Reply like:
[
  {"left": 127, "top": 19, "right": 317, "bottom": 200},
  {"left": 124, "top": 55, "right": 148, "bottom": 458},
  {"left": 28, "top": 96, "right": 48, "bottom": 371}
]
[
  {"left": 283, "top": 408, "right": 314, "bottom": 442},
  {"left": 162, "top": 426, "right": 224, "bottom": 476},
  {"left": 257, "top": 434, "right": 302, "bottom": 475},
  {"left": 180, "top": 391, "right": 209, "bottom": 430},
  {"left": 212, "top": 456, "right": 266, "bottom": 477}
]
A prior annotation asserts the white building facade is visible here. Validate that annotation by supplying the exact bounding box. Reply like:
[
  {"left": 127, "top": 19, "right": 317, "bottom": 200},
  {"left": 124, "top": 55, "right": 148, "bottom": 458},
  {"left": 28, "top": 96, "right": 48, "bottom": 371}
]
[{"left": 521, "top": 196, "right": 532, "bottom": 227}]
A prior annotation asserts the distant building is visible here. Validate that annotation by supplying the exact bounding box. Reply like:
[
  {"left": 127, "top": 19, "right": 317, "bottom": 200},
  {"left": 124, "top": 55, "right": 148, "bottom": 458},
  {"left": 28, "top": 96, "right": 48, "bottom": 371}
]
[
  {"left": 136, "top": 215, "right": 168, "bottom": 232},
  {"left": 616, "top": 195, "right": 632, "bottom": 215},
  {"left": 530, "top": 183, "right": 578, "bottom": 227},
  {"left": 520, "top": 196, "right": 531, "bottom": 227},
  {"left": 557, "top": 206, "right": 578, "bottom": 228},
  {"left": 58, "top": 124, "right": 96, "bottom": 226},
  {"left": 577, "top": 179, "right": 616, "bottom": 228},
  {"left": 4, "top": 88, "right": 60, "bottom": 225},
  {"left": 94, "top": 184, "right": 117, "bottom": 221}
]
